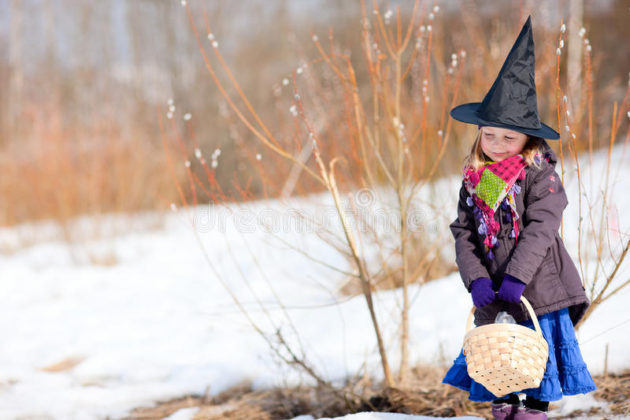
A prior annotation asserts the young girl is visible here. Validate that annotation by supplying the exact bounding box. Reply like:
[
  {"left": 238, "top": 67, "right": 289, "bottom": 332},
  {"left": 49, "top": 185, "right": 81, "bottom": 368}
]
[{"left": 442, "top": 16, "right": 597, "bottom": 420}]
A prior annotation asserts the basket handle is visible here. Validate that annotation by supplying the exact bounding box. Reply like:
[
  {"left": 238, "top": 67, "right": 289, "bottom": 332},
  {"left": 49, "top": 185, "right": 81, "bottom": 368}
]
[{"left": 465, "top": 296, "right": 543, "bottom": 335}]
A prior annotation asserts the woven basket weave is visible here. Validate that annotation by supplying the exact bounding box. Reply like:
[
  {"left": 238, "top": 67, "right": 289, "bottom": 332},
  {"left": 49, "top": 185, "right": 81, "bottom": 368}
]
[{"left": 462, "top": 296, "right": 549, "bottom": 397}]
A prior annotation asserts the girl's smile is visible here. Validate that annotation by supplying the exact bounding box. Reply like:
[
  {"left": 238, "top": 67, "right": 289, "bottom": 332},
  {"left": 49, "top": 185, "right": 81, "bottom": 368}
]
[{"left": 480, "top": 126, "right": 529, "bottom": 161}]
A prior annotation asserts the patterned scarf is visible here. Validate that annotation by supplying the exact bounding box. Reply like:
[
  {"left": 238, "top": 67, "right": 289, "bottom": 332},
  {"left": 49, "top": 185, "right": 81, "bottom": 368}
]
[{"left": 463, "top": 154, "right": 528, "bottom": 260}]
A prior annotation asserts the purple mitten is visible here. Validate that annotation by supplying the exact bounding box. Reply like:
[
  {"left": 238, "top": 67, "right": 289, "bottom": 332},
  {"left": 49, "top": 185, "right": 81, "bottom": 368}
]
[
  {"left": 470, "top": 277, "right": 495, "bottom": 308},
  {"left": 498, "top": 274, "right": 526, "bottom": 303}
]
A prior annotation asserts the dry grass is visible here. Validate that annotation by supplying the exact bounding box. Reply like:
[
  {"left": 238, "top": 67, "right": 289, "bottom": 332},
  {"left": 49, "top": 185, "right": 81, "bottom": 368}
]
[
  {"left": 589, "top": 370, "right": 630, "bottom": 416},
  {"left": 0, "top": 105, "right": 179, "bottom": 227},
  {"left": 125, "top": 366, "right": 630, "bottom": 419},
  {"left": 0, "top": 100, "right": 178, "bottom": 252},
  {"left": 127, "top": 395, "right": 203, "bottom": 420},
  {"left": 123, "top": 366, "right": 489, "bottom": 420},
  {"left": 355, "top": 365, "right": 492, "bottom": 419},
  {"left": 39, "top": 356, "right": 85, "bottom": 373},
  {"left": 125, "top": 380, "right": 344, "bottom": 420}
]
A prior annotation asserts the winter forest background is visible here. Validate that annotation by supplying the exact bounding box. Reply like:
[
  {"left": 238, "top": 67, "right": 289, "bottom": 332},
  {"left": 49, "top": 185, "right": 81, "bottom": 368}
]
[
  {"left": 1, "top": 0, "right": 630, "bottom": 419},
  {"left": 1, "top": 0, "right": 628, "bottom": 225}
]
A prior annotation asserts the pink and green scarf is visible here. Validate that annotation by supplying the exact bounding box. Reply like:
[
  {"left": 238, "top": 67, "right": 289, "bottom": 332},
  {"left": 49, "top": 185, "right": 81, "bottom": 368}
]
[{"left": 463, "top": 154, "right": 528, "bottom": 259}]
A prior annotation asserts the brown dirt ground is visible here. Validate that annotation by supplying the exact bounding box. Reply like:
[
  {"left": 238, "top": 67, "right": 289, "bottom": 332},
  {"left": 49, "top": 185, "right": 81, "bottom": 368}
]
[{"left": 123, "top": 366, "right": 630, "bottom": 420}]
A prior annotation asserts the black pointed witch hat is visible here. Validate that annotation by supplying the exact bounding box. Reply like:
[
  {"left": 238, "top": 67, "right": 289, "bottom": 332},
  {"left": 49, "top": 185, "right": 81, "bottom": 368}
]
[{"left": 450, "top": 16, "right": 560, "bottom": 139}]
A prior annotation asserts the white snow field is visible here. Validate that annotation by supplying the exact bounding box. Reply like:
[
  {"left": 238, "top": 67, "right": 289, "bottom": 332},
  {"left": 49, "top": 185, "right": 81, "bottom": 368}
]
[{"left": 1, "top": 145, "right": 629, "bottom": 420}]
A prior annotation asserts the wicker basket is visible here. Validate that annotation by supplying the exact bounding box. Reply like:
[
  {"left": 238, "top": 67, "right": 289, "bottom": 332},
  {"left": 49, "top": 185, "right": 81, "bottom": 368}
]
[{"left": 462, "top": 296, "right": 549, "bottom": 397}]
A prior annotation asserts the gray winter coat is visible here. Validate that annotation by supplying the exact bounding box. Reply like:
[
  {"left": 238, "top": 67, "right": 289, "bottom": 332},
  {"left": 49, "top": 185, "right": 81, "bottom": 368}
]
[{"left": 450, "top": 141, "right": 589, "bottom": 326}]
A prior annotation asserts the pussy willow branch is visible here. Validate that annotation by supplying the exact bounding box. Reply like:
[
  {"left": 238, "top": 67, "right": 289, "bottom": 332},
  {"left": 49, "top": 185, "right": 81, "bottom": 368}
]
[
  {"left": 312, "top": 29, "right": 385, "bottom": 190},
  {"left": 406, "top": 55, "right": 464, "bottom": 205},
  {"left": 559, "top": 85, "right": 587, "bottom": 284},
  {"left": 592, "top": 103, "right": 618, "bottom": 289},
  {"left": 372, "top": 0, "right": 396, "bottom": 58},
  {"left": 364, "top": 0, "right": 423, "bottom": 382},
  {"left": 184, "top": 6, "right": 325, "bottom": 186},
  {"left": 575, "top": 101, "right": 630, "bottom": 330},
  {"left": 336, "top": 47, "right": 396, "bottom": 189},
  {"left": 185, "top": 119, "right": 228, "bottom": 203},
  {"left": 158, "top": 108, "right": 188, "bottom": 210},
  {"left": 313, "top": 148, "right": 394, "bottom": 386},
  {"left": 402, "top": 5, "right": 427, "bottom": 81},
  {"left": 577, "top": 237, "right": 630, "bottom": 331},
  {"left": 555, "top": 25, "right": 565, "bottom": 238},
  {"left": 418, "top": 16, "right": 433, "bottom": 176}
]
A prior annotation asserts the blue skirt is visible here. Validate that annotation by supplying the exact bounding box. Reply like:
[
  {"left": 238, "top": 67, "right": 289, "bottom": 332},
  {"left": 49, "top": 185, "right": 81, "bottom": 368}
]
[{"left": 442, "top": 307, "right": 597, "bottom": 402}]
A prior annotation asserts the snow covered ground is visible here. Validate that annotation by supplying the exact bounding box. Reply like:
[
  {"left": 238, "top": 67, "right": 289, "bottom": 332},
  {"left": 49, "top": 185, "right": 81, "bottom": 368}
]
[
  {"left": 165, "top": 411, "right": 483, "bottom": 420},
  {"left": 1, "top": 146, "right": 629, "bottom": 420}
]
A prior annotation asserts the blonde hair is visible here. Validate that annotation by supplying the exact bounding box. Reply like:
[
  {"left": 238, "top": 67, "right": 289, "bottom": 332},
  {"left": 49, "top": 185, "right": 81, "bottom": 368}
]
[{"left": 463, "top": 130, "right": 543, "bottom": 171}]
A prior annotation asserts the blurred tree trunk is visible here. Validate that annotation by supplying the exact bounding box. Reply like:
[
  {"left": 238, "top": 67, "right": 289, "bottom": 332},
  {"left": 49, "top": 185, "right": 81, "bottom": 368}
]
[
  {"left": 126, "top": 0, "right": 148, "bottom": 129},
  {"left": 42, "top": 0, "right": 56, "bottom": 66},
  {"left": 568, "top": 0, "right": 583, "bottom": 110},
  {"left": 157, "top": 1, "right": 181, "bottom": 103},
  {"left": 42, "top": 0, "right": 60, "bottom": 110},
  {"left": 8, "top": 0, "right": 24, "bottom": 143}
]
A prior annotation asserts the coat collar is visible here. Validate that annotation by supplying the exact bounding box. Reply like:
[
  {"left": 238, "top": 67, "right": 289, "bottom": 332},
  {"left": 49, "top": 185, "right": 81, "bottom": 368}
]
[{"left": 538, "top": 139, "right": 558, "bottom": 165}]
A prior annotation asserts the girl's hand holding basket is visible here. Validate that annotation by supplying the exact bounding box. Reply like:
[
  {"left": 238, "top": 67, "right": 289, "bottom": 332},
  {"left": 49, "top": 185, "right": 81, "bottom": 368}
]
[{"left": 463, "top": 296, "right": 548, "bottom": 397}]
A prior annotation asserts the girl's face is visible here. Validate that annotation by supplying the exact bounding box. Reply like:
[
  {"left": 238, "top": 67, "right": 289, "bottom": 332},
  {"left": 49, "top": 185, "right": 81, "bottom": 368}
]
[{"left": 479, "top": 126, "right": 529, "bottom": 162}]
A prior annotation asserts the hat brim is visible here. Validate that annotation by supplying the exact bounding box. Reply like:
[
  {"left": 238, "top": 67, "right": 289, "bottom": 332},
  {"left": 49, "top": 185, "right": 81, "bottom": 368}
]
[{"left": 450, "top": 102, "right": 560, "bottom": 140}]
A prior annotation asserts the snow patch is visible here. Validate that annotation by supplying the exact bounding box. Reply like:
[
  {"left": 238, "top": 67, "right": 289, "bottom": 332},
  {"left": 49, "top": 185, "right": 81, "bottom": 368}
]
[{"left": 163, "top": 407, "right": 200, "bottom": 420}]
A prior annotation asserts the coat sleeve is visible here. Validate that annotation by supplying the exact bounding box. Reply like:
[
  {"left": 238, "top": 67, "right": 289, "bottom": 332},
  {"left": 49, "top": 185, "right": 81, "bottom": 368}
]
[
  {"left": 450, "top": 182, "right": 490, "bottom": 290},
  {"left": 505, "top": 162, "right": 568, "bottom": 284}
]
